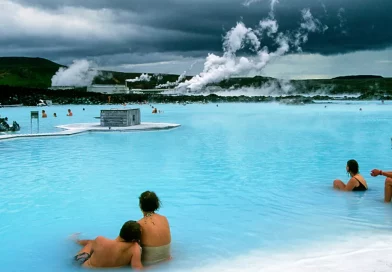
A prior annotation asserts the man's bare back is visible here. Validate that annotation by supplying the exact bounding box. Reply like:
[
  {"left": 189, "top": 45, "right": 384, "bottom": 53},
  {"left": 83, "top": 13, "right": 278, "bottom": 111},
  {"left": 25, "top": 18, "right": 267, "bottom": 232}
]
[
  {"left": 77, "top": 236, "right": 142, "bottom": 268},
  {"left": 73, "top": 221, "right": 143, "bottom": 269}
]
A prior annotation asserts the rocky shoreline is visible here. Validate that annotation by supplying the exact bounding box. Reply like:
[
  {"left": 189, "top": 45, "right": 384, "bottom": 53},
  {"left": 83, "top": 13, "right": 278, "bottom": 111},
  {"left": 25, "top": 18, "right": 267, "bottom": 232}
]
[{"left": 0, "top": 85, "right": 389, "bottom": 107}]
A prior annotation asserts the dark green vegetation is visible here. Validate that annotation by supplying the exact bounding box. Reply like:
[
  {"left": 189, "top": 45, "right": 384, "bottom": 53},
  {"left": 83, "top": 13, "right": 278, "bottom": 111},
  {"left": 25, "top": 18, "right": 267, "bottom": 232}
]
[
  {"left": 0, "top": 85, "right": 321, "bottom": 106},
  {"left": 96, "top": 71, "right": 192, "bottom": 90},
  {"left": 0, "top": 57, "right": 190, "bottom": 90},
  {"left": 0, "top": 57, "right": 64, "bottom": 88},
  {"left": 0, "top": 57, "right": 391, "bottom": 105},
  {"left": 214, "top": 75, "right": 392, "bottom": 99},
  {"left": 287, "top": 78, "right": 392, "bottom": 99},
  {"left": 332, "top": 75, "right": 383, "bottom": 79}
]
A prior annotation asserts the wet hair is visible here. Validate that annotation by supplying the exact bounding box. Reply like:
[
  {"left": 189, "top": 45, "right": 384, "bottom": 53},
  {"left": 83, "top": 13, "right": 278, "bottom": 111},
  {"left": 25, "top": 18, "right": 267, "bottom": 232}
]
[
  {"left": 139, "top": 191, "right": 161, "bottom": 212},
  {"left": 119, "top": 220, "right": 141, "bottom": 243},
  {"left": 347, "top": 159, "right": 359, "bottom": 174}
]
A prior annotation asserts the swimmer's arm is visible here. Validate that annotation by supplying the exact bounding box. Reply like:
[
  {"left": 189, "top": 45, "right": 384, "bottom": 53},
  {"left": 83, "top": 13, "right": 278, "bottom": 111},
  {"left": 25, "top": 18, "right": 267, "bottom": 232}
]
[
  {"left": 343, "top": 178, "right": 357, "bottom": 191},
  {"left": 130, "top": 247, "right": 143, "bottom": 270},
  {"left": 380, "top": 171, "right": 392, "bottom": 178},
  {"left": 76, "top": 239, "right": 93, "bottom": 246},
  {"left": 69, "top": 233, "right": 92, "bottom": 246},
  {"left": 371, "top": 169, "right": 392, "bottom": 178}
]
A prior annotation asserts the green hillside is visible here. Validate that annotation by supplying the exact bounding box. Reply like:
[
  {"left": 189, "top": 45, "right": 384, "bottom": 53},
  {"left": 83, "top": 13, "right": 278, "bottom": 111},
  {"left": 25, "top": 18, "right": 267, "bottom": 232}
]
[
  {"left": 0, "top": 57, "right": 191, "bottom": 89},
  {"left": 289, "top": 77, "right": 392, "bottom": 96},
  {"left": 95, "top": 70, "right": 192, "bottom": 90},
  {"left": 0, "top": 57, "right": 64, "bottom": 88}
]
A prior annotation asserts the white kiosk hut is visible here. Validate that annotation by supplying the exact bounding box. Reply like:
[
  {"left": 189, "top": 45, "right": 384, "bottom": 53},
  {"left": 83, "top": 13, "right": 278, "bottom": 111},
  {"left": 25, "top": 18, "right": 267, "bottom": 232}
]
[{"left": 100, "top": 108, "right": 141, "bottom": 127}]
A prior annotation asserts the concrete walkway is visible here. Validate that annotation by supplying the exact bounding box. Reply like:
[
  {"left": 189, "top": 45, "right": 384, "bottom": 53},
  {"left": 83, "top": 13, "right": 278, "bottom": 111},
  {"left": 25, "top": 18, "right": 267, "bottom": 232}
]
[{"left": 0, "top": 122, "right": 180, "bottom": 141}]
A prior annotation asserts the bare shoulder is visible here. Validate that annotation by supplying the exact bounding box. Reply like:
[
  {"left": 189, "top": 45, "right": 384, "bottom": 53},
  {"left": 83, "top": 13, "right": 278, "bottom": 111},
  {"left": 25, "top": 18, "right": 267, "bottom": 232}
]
[
  {"left": 358, "top": 174, "right": 368, "bottom": 186},
  {"left": 344, "top": 177, "right": 357, "bottom": 191},
  {"left": 348, "top": 176, "right": 356, "bottom": 182},
  {"left": 94, "top": 236, "right": 112, "bottom": 246},
  {"left": 157, "top": 213, "right": 169, "bottom": 221}
]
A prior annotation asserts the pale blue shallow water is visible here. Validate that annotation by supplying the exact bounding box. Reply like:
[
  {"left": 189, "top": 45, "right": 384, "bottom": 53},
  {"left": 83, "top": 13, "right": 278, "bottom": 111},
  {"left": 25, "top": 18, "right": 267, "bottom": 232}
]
[{"left": 1, "top": 101, "right": 392, "bottom": 272}]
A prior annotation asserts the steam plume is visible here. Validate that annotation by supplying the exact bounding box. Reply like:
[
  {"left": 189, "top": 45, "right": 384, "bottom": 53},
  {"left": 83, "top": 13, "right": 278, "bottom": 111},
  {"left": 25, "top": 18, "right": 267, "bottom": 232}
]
[
  {"left": 155, "top": 60, "right": 199, "bottom": 89},
  {"left": 51, "top": 59, "right": 100, "bottom": 87},
  {"left": 175, "top": 1, "right": 327, "bottom": 92},
  {"left": 126, "top": 73, "right": 152, "bottom": 82}
]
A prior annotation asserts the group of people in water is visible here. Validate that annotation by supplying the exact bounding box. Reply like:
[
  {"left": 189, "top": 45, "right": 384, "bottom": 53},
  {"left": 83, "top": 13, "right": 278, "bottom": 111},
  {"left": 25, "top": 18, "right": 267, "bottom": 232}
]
[
  {"left": 69, "top": 164, "right": 392, "bottom": 270},
  {"left": 41, "top": 109, "right": 74, "bottom": 118},
  {"left": 0, "top": 116, "right": 20, "bottom": 132},
  {"left": 149, "top": 104, "right": 164, "bottom": 114},
  {"left": 333, "top": 159, "right": 392, "bottom": 202},
  {"left": 72, "top": 191, "right": 171, "bottom": 269}
]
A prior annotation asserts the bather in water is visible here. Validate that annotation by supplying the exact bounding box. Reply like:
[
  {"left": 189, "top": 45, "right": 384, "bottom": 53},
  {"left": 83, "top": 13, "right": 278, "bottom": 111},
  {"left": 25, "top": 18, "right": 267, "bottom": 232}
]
[
  {"left": 333, "top": 159, "right": 368, "bottom": 191},
  {"left": 137, "top": 191, "right": 172, "bottom": 266}
]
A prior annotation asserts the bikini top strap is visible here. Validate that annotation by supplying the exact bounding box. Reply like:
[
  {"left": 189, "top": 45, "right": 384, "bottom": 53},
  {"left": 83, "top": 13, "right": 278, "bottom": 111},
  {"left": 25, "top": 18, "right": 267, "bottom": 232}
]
[{"left": 353, "top": 175, "right": 365, "bottom": 187}]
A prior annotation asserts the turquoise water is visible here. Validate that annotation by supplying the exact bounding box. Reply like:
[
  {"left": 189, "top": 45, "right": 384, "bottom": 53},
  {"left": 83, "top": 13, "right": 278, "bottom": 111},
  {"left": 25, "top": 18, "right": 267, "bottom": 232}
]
[{"left": 1, "top": 102, "right": 392, "bottom": 271}]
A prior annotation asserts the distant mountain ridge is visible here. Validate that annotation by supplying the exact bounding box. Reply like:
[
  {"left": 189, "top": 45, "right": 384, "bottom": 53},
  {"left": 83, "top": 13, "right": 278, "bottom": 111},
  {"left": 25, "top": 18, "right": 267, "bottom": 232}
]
[
  {"left": 332, "top": 75, "right": 383, "bottom": 80},
  {"left": 0, "top": 57, "right": 192, "bottom": 89},
  {"left": 0, "top": 57, "right": 63, "bottom": 68},
  {"left": 0, "top": 57, "right": 64, "bottom": 88},
  {"left": 0, "top": 57, "right": 391, "bottom": 96}
]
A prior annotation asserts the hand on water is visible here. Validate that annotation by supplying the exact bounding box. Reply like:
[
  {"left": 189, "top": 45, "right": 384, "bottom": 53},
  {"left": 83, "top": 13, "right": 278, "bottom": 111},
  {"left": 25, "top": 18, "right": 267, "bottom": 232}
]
[{"left": 69, "top": 232, "right": 81, "bottom": 242}]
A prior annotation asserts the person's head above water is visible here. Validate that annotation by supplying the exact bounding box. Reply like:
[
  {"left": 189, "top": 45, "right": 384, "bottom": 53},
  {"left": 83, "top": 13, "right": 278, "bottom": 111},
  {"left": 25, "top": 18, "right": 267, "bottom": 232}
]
[
  {"left": 139, "top": 191, "right": 161, "bottom": 213},
  {"left": 346, "top": 159, "right": 359, "bottom": 175},
  {"left": 119, "top": 220, "right": 141, "bottom": 243}
]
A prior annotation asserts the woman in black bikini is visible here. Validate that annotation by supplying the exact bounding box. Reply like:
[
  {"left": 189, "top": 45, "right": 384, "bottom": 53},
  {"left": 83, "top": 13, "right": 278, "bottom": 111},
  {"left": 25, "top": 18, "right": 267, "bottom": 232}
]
[{"left": 333, "top": 159, "right": 368, "bottom": 191}]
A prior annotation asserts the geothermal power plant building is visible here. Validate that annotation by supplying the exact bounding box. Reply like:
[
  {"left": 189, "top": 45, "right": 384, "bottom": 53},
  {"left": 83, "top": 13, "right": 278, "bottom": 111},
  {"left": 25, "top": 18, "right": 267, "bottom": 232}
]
[
  {"left": 50, "top": 82, "right": 165, "bottom": 94},
  {"left": 87, "top": 84, "right": 130, "bottom": 94}
]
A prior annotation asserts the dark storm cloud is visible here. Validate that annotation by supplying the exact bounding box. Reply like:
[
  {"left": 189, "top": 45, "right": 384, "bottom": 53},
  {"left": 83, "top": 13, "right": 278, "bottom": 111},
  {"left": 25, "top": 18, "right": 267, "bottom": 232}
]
[{"left": 1, "top": 0, "right": 392, "bottom": 65}]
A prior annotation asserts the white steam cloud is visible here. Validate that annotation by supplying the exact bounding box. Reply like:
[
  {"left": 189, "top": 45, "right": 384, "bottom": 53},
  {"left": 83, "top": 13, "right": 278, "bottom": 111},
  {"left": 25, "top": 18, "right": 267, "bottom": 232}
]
[
  {"left": 155, "top": 74, "right": 163, "bottom": 82},
  {"left": 51, "top": 59, "right": 100, "bottom": 87},
  {"left": 337, "top": 8, "right": 348, "bottom": 35},
  {"left": 175, "top": 2, "right": 327, "bottom": 92},
  {"left": 243, "top": 0, "right": 261, "bottom": 7},
  {"left": 268, "top": 0, "right": 280, "bottom": 18},
  {"left": 155, "top": 72, "right": 187, "bottom": 88},
  {"left": 126, "top": 73, "right": 152, "bottom": 82},
  {"left": 320, "top": 2, "right": 328, "bottom": 15},
  {"left": 163, "top": 78, "right": 336, "bottom": 97},
  {"left": 243, "top": 0, "right": 280, "bottom": 18},
  {"left": 155, "top": 60, "right": 199, "bottom": 89}
]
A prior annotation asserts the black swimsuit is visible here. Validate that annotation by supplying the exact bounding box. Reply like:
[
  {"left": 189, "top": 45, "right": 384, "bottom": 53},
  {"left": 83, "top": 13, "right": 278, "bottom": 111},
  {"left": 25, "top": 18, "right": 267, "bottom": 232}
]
[{"left": 352, "top": 176, "right": 367, "bottom": 191}]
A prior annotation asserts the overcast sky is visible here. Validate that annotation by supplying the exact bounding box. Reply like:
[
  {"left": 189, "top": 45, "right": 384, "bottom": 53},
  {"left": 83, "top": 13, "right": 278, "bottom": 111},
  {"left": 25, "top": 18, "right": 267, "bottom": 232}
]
[{"left": 1, "top": 0, "right": 391, "bottom": 79}]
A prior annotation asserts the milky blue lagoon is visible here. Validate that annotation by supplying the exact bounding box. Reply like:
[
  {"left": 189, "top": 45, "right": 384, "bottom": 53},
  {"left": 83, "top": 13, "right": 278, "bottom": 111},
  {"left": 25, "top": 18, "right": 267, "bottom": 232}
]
[{"left": 1, "top": 101, "right": 392, "bottom": 271}]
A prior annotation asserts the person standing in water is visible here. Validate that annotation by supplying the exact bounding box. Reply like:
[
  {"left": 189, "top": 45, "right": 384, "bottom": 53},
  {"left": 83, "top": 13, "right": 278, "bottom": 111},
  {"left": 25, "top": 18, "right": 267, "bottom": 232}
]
[
  {"left": 370, "top": 168, "right": 392, "bottom": 202},
  {"left": 333, "top": 159, "right": 368, "bottom": 191}
]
